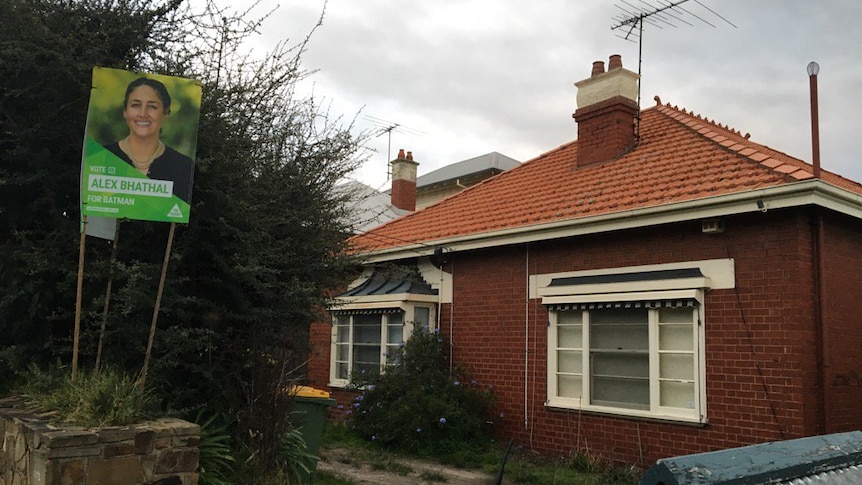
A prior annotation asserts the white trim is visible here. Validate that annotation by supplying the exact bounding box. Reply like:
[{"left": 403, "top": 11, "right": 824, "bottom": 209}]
[
  {"left": 330, "top": 293, "right": 439, "bottom": 309},
  {"left": 541, "top": 280, "right": 710, "bottom": 298},
  {"left": 357, "top": 180, "right": 862, "bottom": 263},
  {"left": 531, "top": 259, "right": 734, "bottom": 299},
  {"left": 541, "top": 289, "right": 702, "bottom": 306}
]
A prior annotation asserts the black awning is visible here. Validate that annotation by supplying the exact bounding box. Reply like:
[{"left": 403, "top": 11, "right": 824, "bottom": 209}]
[
  {"left": 548, "top": 268, "right": 704, "bottom": 288},
  {"left": 338, "top": 265, "right": 438, "bottom": 297}
]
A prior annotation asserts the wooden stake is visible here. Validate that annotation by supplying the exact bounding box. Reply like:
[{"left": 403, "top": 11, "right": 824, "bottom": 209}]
[
  {"left": 138, "top": 222, "right": 176, "bottom": 396},
  {"left": 72, "top": 215, "right": 88, "bottom": 382},
  {"left": 95, "top": 220, "right": 122, "bottom": 374}
]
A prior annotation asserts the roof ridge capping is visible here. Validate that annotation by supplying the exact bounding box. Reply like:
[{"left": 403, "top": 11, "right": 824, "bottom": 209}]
[{"left": 653, "top": 97, "right": 814, "bottom": 182}]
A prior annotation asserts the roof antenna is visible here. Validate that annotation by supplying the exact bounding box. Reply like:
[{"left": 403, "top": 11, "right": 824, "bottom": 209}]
[
  {"left": 364, "top": 115, "right": 425, "bottom": 181},
  {"left": 611, "top": 0, "right": 736, "bottom": 142}
]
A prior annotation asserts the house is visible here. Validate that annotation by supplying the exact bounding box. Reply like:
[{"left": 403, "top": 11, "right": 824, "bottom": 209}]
[
  {"left": 306, "top": 54, "right": 862, "bottom": 467},
  {"left": 341, "top": 150, "right": 519, "bottom": 233}
]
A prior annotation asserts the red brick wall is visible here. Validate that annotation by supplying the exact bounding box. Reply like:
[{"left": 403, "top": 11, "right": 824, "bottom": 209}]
[
  {"left": 307, "top": 320, "right": 332, "bottom": 388},
  {"left": 819, "top": 211, "right": 862, "bottom": 433},
  {"left": 305, "top": 207, "right": 862, "bottom": 466},
  {"left": 438, "top": 210, "right": 826, "bottom": 466}
]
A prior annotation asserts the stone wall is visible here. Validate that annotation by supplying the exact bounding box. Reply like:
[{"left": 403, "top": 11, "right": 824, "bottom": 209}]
[{"left": 0, "top": 397, "right": 199, "bottom": 485}]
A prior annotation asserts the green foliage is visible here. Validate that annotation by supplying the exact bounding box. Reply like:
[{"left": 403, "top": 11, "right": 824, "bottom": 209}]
[
  {"left": 498, "top": 448, "right": 641, "bottom": 485},
  {"left": 347, "top": 326, "right": 495, "bottom": 460},
  {"left": 17, "top": 365, "right": 158, "bottom": 427},
  {"left": 278, "top": 426, "right": 319, "bottom": 484},
  {"left": 1, "top": 0, "right": 369, "bottom": 479},
  {"left": 196, "top": 412, "right": 235, "bottom": 485}
]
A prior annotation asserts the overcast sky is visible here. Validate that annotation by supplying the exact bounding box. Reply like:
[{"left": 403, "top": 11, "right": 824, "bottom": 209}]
[{"left": 225, "top": 0, "right": 862, "bottom": 192}]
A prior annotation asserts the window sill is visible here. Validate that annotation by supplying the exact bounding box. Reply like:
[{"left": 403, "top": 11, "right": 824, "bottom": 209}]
[
  {"left": 328, "top": 380, "right": 350, "bottom": 389},
  {"left": 545, "top": 402, "right": 707, "bottom": 427}
]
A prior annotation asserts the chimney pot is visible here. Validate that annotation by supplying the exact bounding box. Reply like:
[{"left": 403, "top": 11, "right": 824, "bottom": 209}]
[
  {"left": 591, "top": 61, "right": 605, "bottom": 77},
  {"left": 397, "top": 148, "right": 406, "bottom": 159},
  {"left": 406, "top": 151, "right": 413, "bottom": 161},
  {"left": 608, "top": 54, "right": 622, "bottom": 70}
]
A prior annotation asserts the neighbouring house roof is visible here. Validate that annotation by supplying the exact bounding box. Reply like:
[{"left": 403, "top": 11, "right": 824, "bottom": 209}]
[
  {"left": 338, "top": 180, "right": 409, "bottom": 234},
  {"left": 348, "top": 100, "right": 862, "bottom": 259},
  {"left": 415, "top": 152, "right": 520, "bottom": 188},
  {"left": 344, "top": 152, "right": 520, "bottom": 233}
]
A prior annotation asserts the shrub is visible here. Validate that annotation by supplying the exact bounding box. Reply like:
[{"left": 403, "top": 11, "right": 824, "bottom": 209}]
[
  {"left": 16, "top": 365, "right": 159, "bottom": 427},
  {"left": 346, "top": 326, "right": 495, "bottom": 458},
  {"left": 196, "top": 412, "right": 236, "bottom": 485}
]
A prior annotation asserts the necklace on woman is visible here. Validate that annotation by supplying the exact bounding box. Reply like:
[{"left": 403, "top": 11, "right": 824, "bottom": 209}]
[{"left": 120, "top": 137, "right": 164, "bottom": 174}]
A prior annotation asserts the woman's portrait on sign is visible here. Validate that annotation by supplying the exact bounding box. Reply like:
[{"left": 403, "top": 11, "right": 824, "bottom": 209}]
[{"left": 103, "top": 77, "right": 195, "bottom": 203}]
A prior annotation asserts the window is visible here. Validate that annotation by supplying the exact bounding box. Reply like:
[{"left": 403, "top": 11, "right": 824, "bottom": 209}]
[
  {"left": 330, "top": 305, "right": 434, "bottom": 386},
  {"left": 548, "top": 300, "right": 703, "bottom": 422},
  {"left": 533, "top": 260, "right": 732, "bottom": 422}
]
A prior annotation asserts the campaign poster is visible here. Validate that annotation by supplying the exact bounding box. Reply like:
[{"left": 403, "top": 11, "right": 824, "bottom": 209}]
[{"left": 80, "top": 67, "right": 202, "bottom": 224}]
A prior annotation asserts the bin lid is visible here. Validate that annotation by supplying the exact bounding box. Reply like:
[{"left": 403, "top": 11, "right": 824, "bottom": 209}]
[{"left": 289, "top": 385, "right": 331, "bottom": 398}]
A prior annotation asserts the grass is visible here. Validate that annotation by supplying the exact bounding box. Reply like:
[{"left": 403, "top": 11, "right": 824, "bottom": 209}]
[
  {"left": 13, "top": 365, "right": 159, "bottom": 427},
  {"left": 316, "top": 423, "right": 642, "bottom": 485}
]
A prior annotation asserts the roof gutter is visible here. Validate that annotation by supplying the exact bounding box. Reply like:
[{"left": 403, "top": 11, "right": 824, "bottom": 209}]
[{"left": 356, "top": 180, "right": 862, "bottom": 263}]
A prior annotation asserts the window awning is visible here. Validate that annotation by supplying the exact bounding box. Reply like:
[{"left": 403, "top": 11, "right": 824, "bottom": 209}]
[
  {"left": 547, "top": 268, "right": 705, "bottom": 287},
  {"left": 542, "top": 289, "right": 703, "bottom": 308},
  {"left": 331, "top": 307, "right": 402, "bottom": 315},
  {"left": 546, "top": 299, "right": 697, "bottom": 311},
  {"left": 338, "top": 265, "right": 438, "bottom": 298}
]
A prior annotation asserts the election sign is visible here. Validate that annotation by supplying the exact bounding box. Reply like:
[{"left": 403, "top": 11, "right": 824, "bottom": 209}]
[{"left": 80, "top": 67, "right": 201, "bottom": 223}]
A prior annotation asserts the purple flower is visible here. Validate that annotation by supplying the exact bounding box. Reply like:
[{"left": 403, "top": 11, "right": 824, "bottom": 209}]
[
  {"left": 371, "top": 435, "right": 376, "bottom": 441},
  {"left": 337, "top": 404, "right": 344, "bottom": 410},
  {"left": 499, "top": 412, "right": 505, "bottom": 418},
  {"left": 439, "top": 417, "right": 447, "bottom": 424},
  {"left": 416, "top": 428, "right": 422, "bottom": 433},
  {"left": 353, "top": 402, "right": 361, "bottom": 408},
  {"left": 453, "top": 381, "right": 460, "bottom": 386}
]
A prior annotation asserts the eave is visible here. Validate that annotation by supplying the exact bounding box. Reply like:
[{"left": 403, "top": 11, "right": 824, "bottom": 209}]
[{"left": 354, "top": 179, "right": 862, "bottom": 264}]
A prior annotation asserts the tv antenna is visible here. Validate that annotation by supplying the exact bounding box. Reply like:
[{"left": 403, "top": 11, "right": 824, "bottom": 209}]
[
  {"left": 364, "top": 115, "right": 425, "bottom": 180},
  {"left": 611, "top": 0, "right": 735, "bottom": 141}
]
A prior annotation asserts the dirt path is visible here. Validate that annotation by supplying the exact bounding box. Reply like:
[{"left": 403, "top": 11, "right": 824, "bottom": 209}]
[{"left": 317, "top": 447, "right": 511, "bottom": 484}]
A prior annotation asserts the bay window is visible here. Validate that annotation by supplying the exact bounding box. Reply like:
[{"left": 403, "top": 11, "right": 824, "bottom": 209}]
[{"left": 330, "top": 304, "right": 434, "bottom": 386}]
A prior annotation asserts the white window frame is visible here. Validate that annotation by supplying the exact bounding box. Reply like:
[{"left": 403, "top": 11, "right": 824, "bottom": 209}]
[
  {"left": 535, "top": 259, "right": 735, "bottom": 424},
  {"left": 546, "top": 292, "right": 706, "bottom": 423},
  {"left": 329, "top": 300, "right": 436, "bottom": 388}
]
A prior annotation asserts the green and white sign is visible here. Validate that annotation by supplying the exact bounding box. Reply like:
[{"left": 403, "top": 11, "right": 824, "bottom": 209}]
[{"left": 81, "top": 67, "right": 201, "bottom": 224}]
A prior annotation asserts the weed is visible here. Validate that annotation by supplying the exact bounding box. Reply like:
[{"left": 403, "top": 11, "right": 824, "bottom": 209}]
[
  {"left": 15, "top": 365, "right": 158, "bottom": 427},
  {"left": 418, "top": 469, "right": 448, "bottom": 482}
]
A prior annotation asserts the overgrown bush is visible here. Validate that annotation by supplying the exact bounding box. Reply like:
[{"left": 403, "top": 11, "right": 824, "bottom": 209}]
[
  {"left": 16, "top": 365, "right": 159, "bottom": 427},
  {"left": 347, "top": 326, "right": 495, "bottom": 458},
  {"left": 196, "top": 412, "right": 235, "bottom": 485}
]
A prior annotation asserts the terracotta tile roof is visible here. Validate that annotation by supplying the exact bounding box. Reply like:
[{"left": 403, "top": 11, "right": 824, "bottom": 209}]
[{"left": 350, "top": 101, "right": 862, "bottom": 253}]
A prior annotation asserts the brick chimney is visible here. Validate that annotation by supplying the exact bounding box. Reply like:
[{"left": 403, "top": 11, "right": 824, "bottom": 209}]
[
  {"left": 390, "top": 149, "right": 418, "bottom": 211},
  {"left": 572, "top": 54, "right": 640, "bottom": 167}
]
